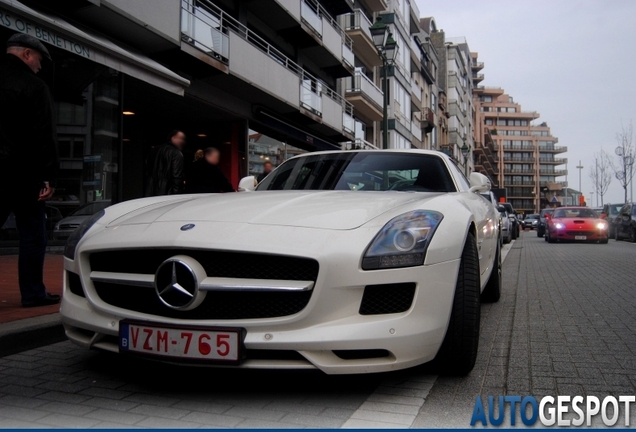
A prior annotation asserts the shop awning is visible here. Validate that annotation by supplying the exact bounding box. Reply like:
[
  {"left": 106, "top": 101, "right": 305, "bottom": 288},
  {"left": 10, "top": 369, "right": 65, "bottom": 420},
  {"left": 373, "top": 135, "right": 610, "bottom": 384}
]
[{"left": 0, "top": 0, "right": 190, "bottom": 95}]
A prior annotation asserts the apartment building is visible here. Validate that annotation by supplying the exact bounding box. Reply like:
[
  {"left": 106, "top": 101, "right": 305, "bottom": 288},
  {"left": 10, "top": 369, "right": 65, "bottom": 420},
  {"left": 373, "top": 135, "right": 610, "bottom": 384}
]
[
  {"left": 430, "top": 30, "right": 475, "bottom": 174},
  {"left": 474, "top": 86, "right": 567, "bottom": 213},
  {"left": 471, "top": 52, "right": 498, "bottom": 186}
]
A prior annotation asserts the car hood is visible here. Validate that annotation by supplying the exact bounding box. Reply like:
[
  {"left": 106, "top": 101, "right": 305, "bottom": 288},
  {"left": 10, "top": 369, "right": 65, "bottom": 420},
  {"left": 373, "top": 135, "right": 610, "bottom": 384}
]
[
  {"left": 107, "top": 191, "right": 441, "bottom": 231},
  {"left": 551, "top": 218, "right": 601, "bottom": 226}
]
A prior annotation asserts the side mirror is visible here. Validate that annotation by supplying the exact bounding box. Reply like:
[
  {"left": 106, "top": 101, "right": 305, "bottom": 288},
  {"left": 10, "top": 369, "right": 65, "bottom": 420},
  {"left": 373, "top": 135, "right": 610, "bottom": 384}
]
[
  {"left": 469, "top": 172, "right": 491, "bottom": 193},
  {"left": 238, "top": 176, "right": 257, "bottom": 192}
]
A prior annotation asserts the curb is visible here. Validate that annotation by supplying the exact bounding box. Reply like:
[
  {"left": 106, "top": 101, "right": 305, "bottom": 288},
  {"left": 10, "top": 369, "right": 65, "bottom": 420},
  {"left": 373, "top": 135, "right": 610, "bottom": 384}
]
[{"left": 0, "top": 313, "right": 66, "bottom": 357}]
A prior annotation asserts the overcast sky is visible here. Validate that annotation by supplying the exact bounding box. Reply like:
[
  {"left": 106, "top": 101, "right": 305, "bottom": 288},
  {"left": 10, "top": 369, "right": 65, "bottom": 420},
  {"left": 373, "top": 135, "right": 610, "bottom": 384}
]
[{"left": 415, "top": 0, "right": 636, "bottom": 206}]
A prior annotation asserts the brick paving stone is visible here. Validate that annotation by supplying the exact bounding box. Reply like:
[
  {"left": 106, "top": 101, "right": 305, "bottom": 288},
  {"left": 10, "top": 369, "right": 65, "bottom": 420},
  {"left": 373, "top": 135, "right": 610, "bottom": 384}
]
[{"left": 83, "top": 408, "right": 147, "bottom": 425}]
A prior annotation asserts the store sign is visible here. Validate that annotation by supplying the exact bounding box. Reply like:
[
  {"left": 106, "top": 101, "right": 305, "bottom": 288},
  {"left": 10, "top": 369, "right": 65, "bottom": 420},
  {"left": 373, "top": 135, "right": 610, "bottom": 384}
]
[{"left": 0, "top": 9, "right": 91, "bottom": 59}]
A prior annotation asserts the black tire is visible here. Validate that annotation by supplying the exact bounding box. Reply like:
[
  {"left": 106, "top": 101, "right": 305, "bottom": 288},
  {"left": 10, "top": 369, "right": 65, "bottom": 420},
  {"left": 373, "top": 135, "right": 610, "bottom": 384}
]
[
  {"left": 482, "top": 242, "right": 501, "bottom": 303},
  {"left": 434, "top": 232, "right": 481, "bottom": 376},
  {"left": 547, "top": 230, "right": 556, "bottom": 243},
  {"left": 537, "top": 228, "right": 543, "bottom": 238},
  {"left": 600, "top": 237, "right": 609, "bottom": 244},
  {"left": 630, "top": 228, "right": 636, "bottom": 243},
  {"left": 615, "top": 229, "right": 621, "bottom": 241},
  {"left": 511, "top": 224, "right": 517, "bottom": 240},
  {"left": 503, "top": 234, "right": 511, "bottom": 244}
]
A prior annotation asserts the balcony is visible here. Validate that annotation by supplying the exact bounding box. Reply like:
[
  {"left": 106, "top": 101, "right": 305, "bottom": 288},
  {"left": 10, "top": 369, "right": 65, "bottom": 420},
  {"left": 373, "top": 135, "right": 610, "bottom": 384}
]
[
  {"left": 338, "top": 10, "right": 382, "bottom": 67},
  {"left": 540, "top": 181, "right": 568, "bottom": 188},
  {"left": 410, "top": 77, "right": 422, "bottom": 107},
  {"left": 342, "top": 138, "right": 379, "bottom": 150},
  {"left": 343, "top": 70, "right": 383, "bottom": 121},
  {"left": 472, "top": 61, "right": 484, "bottom": 70},
  {"left": 505, "top": 180, "right": 536, "bottom": 186},
  {"left": 361, "top": 0, "right": 388, "bottom": 11},
  {"left": 502, "top": 144, "right": 534, "bottom": 151},
  {"left": 411, "top": 115, "right": 422, "bottom": 142},
  {"left": 182, "top": 0, "right": 354, "bottom": 138},
  {"left": 538, "top": 157, "right": 568, "bottom": 164},
  {"left": 300, "top": 0, "right": 354, "bottom": 71},
  {"left": 538, "top": 145, "right": 568, "bottom": 153},
  {"left": 504, "top": 168, "right": 536, "bottom": 175},
  {"left": 421, "top": 107, "right": 435, "bottom": 133},
  {"left": 540, "top": 169, "right": 568, "bottom": 176},
  {"left": 472, "top": 73, "right": 484, "bottom": 83},
  {"left": 504, "top": 156, "right": 535, "bottom": 163},
  {"left": 481, "top": 110, "right": 540, "bottom": 120}
]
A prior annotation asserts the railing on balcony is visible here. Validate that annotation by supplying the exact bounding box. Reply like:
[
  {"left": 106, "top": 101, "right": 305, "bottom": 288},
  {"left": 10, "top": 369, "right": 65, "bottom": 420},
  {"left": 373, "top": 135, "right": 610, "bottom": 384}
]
[
  {"left": 410, "top": 37, "right": 422, "bottom": 63},
  {"left": 538, "top": 145, "right": 568, "bottom": 152},
  {"left": 504, "top": 169, "right": 535, "bottom": 175},
  {"left": 342, "top": 138, "right": 379, "bottom": 150},
  {"left": 503, "top": 144, "right": 534, "bottom": 151},
  {"left": 181, "top": 0, "right": 353, "bottom": 123},
  {"left": 344, "top": 70, "right": 383, "bottom": 108},
  {"left": 410, "top": 77, "right": 421, "bottom": 102},
  {"left": 411, "top": 115, "right": 422, "bottom": 141},
  {"left": 473, "top": 61, "right": 484, "bottom": 69},
  {"left": 539, "top": 169, "right": 568, "bottom": 176},
  {"left": 339, "top": 9, "right": 371, "bottom": 39},
  {"left": 343, "top": 111, "right": 355, "bottom": 136},
  {"left": 504, "top": 156, "right": 535, "bottom": 162},
  {"left": 301, "top": 0, "right": 354, "bottom": 67},
  {"left": 540, "top": 181, "right": 568, "bottom": 188}
]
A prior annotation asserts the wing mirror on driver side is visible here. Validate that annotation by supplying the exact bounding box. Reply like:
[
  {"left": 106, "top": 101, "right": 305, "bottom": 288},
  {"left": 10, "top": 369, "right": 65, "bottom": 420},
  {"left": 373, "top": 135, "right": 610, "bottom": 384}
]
[
  {"left": 468, "top": 172, "right": 491, "bottom": 193},
  {"left": 238, "top": 176, "right": 257, "bottom": 192}
]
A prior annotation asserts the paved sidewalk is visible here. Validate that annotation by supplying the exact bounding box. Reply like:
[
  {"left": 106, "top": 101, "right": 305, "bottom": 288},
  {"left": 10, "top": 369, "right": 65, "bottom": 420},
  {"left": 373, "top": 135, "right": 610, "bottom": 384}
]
[{"left": 0, "top": 254, "right": 63, "bottom": 324}]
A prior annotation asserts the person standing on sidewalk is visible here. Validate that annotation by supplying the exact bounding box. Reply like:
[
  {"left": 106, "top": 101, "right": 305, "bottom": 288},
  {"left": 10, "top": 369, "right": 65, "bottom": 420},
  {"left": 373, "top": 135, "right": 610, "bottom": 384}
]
[
  {"left": 145, "top": 130, "right": 186, "bottom": 196},
  {"left": 0, "top": 34, "right": 60, "bottom": 308}
]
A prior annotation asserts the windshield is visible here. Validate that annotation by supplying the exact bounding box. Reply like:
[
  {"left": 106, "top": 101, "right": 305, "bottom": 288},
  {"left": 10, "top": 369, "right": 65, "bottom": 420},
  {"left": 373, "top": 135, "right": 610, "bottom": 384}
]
[
  {"left": 608, "top": 205, "right": 624, "bottom": 215},
  {"left": 257, "top": 152, "right": 457, "bottom": 192},
  {"left": 526, "top": 214, "right": 539, "bottom": 220},
  {"left": 540, "top": 209, "right": 554, "bottom": 217},
  {"left": 71, "top": 201, "right": 110, "bottom": 216},
  {"left": 553, "top": 208, "right": 598, "bottom": 219}
]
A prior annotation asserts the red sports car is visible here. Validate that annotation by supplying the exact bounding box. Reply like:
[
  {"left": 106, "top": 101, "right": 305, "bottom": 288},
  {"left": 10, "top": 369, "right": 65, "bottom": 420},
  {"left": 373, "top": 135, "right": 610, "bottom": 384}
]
[{"left": 545, "top": 207, "right": 609, "bottom": 243}]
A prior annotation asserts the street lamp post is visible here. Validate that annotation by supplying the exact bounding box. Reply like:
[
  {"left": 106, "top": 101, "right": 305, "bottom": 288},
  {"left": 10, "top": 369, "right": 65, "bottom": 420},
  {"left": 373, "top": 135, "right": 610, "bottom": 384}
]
[
  {"left": 370, "top": 17, "right": 398, "bottom": 150},
  {"left": 576, "top": 160, "right": 584, "bottom": 206},
  {"left": 461, "top": 143, "right": 470, "bottom": 177}
]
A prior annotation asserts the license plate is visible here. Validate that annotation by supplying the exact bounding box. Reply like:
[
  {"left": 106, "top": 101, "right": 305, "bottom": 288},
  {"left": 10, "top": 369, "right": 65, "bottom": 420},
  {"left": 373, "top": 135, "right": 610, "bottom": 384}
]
[
  {"left": 575, "top": 235, "right": 587, "bottom": 240},
  {"left": 119, "top": 321, "right": 242, "bottom": 363}
]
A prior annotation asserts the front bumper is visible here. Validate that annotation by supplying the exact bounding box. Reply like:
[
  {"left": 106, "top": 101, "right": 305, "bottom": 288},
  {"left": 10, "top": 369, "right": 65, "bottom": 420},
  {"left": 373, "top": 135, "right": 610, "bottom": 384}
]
[
  {"left": 551, "top": 228, "right": 608, "bottom": 241},
  {"left": 60, "top": 222, "right": 461, "bottom": 374}
]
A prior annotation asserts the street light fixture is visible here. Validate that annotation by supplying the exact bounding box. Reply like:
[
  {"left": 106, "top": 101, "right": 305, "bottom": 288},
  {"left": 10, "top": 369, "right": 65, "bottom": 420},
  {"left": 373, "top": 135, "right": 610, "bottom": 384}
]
[
  {"left": 370, "top": 16, "right": 399, "bottom": 150},
  {"left": 461, "top": 142, "right": 470, "bottom": 176}
]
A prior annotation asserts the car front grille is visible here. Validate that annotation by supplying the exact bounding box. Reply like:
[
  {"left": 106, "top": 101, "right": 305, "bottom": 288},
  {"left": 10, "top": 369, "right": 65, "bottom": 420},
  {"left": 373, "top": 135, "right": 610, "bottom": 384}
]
[
  {"left": 90, "top": 249, "right": 319, "bottom": 282},
  {"left": 88, "top": 249, "right": 318, "bottom": 320},
  {"left": 59, "top": 224, "right": 80, "bottom": 230},
  {"left": 93, "top": 282, "right": 312, "bottom": 319},
  {"left": 565, "top": 231, "right": 596, "bottom": 237},
  {"left": 359, "top": 283, "right": 416, "bottom": 315}
]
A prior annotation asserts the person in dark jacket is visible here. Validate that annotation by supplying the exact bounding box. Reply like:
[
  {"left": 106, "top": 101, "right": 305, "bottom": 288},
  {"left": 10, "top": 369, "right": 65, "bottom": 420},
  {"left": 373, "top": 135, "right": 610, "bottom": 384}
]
[
  {"left": 257, "top": 160, "right": 273, "bottom": 183},
  {"left": 186, "top": 147, "right": 234, "bottom": 193},
  {"left": 145, "top": 130, "right": 186, "bottom": 196},
  {"left": 0, "top": 34, "right": 60, "bottom": 307}
]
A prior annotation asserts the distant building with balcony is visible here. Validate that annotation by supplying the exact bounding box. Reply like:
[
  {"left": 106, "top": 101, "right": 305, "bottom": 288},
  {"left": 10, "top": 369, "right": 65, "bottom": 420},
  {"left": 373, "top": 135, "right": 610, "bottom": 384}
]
[
  {"left": 471, "top": 52, "right": 498, "bottom": 186},
  {"left": 431, "top": 30, "right": 475, "bottom": 174},
  {"left": 475, "top": 86, "right": 567, "bottom": 213}
]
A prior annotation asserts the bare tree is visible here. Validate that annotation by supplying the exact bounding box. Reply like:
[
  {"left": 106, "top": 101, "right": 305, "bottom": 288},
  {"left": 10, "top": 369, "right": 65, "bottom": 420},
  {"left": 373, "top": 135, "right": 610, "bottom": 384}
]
[
  {"left": 610, "top": 122, "right": 635, "bottom": 203},
  {"left": 589, "top": 149, "right": 613, "bottom": 206}
]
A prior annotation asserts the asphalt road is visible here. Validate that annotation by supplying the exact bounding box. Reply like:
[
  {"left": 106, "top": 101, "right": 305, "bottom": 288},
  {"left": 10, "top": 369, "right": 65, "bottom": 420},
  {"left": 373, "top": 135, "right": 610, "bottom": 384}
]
[{"left": 0, "top": 230, "right": 635, "bottom": 428}]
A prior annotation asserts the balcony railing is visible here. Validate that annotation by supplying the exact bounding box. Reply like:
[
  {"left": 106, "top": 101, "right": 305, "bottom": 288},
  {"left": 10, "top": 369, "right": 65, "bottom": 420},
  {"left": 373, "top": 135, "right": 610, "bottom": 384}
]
[
  {"left": 411, "top": 115, "right": 422, "bottom": 141},
  {"left": 340, "top": 9, "right": 372, "bottom": 37},
  {"left": 342, "top": 138, "right": 379, "bottom": 150},
  {"left": 504, "top": 169, "right": 535, "bottom": 175},
  {"left": 538, "top": 145, "right": 568, "bottom": 152},
  {"left": 472, "top": 61, "right": 484, "bottom": 69},
  {"left": 502, "top": 144, "right": 534, "bottom": 151},
  {"left": 540, "top": 181, "right": 568, "bottom": 188},
  {"left": 302, "top": 0, "right": 354, "bottom": 67},
  {"left": 539, "top": 169, "right": 568, "bottom": 176},
  {"left": 181, "top": 0, "right": 353, "bottom": 128},
  {"left": 344, "top": 71, "right": 383, "bottom": 108},
  {"left": 410, "top": 77, "right": 421, "bottom": 102},
  {"left": 504, "top": 156, "right": 535, "bottom": 162}
]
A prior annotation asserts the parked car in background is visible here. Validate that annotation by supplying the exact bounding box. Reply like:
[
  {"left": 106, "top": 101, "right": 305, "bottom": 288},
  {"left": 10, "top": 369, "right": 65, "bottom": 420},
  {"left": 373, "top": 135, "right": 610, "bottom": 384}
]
[
  {"left": 537, "top": 208, "right": 554, "bottom": 237},
  {"left": 54, "top": 201, "right": 111, "bottom": 240},
  {"left": 481, "top": 192, "right": 502, "bottom": 244},
  {"left": 2, "top": 205, "right": 63, "bottom": 241},
  {"left": 600, "top": 203, "right": 625, "bottom": 238},
  {"left": 545, "top": 207, "right": 608, "bottom": 244},
  {"left": 614, "top": 203, "right": 636, "bottom": 242},
  {"left": 498, "top": 206, "right": 512, "bottom": 244},
  {"left": 523, "top": 214, "right": 539, "bottom": 230},
  {"left": 499, "top": 203, "right": 520, "bottom": 239}
]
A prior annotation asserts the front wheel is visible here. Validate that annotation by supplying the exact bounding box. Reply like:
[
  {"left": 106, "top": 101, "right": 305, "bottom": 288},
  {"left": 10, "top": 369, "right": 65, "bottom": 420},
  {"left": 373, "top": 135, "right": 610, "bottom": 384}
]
[
  {"left": 433, "top": 232, "right": 481, "bottom": 376},
  {"left": 482, "top": 242, "right": 501, "bottom": 303},
  {"left": 630, "top": 228, "right": 636, "bottom": 243},
  {"left": 615, "top": 229, "right": 621, "bottom": 241},
  {"left": 547, "top": 230, "right": 556, "bottom": 243}
]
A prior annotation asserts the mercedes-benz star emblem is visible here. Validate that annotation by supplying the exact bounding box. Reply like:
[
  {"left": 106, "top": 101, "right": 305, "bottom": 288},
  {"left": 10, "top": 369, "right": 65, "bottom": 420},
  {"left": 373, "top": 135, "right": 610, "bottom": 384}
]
[
  {"left": 155, "top": 258, "right": 202, "bottom": 310},
  {"left": 180, "top": 224, "right": 196, "bottom": 231}
]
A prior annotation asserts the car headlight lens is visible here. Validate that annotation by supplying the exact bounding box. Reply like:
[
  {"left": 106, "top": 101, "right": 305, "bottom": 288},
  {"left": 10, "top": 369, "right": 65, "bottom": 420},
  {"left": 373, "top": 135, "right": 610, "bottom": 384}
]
[
  {"left": 362, "top": 210, "right": 443, "bottom": 270},
  {"left": 64, "top": 210, "right": 105, "bottom": 260},
  {"left": 597, "top": 222, "right": 607, "bottom": 230},
  {"left": 555, "top": 223, "right": 565, "bottom": 229}
]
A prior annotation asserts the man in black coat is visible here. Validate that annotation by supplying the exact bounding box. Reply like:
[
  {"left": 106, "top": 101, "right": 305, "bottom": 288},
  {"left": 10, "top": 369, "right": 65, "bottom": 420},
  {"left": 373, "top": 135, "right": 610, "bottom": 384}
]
[
  {"left": 186, "top": 147, "right": 235, "bottom": 194},
  {"left": 146, "top": 130, "right": 186, "bottom": 196},
  {"left": 0, "top": 34, "right": 60, "bottom": 307}
]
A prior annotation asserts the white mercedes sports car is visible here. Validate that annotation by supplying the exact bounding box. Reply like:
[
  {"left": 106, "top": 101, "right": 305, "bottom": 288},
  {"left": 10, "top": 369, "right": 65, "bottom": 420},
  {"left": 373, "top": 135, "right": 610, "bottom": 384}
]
[{"left": 61, "top": 150, "right": 501, "bottom": 375}]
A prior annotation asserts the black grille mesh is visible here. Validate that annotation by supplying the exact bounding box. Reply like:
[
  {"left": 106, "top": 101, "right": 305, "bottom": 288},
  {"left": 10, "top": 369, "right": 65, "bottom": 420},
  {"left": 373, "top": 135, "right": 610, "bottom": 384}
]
[
  {"left": 94, "top": 282, "right": 312, "bottom": 320},
  {"left": 359, "top": 283, "right": 416, "bottom": 315},
  {"left": 89, "top": 249, "right": 319, "bottom": 282},
  {"left": 67, "top": 272, "right": 85, "bottom": 298}
]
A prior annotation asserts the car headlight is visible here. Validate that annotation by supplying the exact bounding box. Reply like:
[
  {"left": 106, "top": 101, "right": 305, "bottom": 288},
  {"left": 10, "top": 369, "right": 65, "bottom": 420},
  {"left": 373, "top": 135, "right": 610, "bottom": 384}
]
[
  {"left": 597, "top": 222, "right": 608, "bottom": 230},
  {"left": 555, "top": 223, "right": 565, "bottom": 229},
  {"left": 362, "top": 210, "right": 443, "bottom": 270},
  {"left": 64, "top": 210, "right": 105, "bottom": 260}
]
